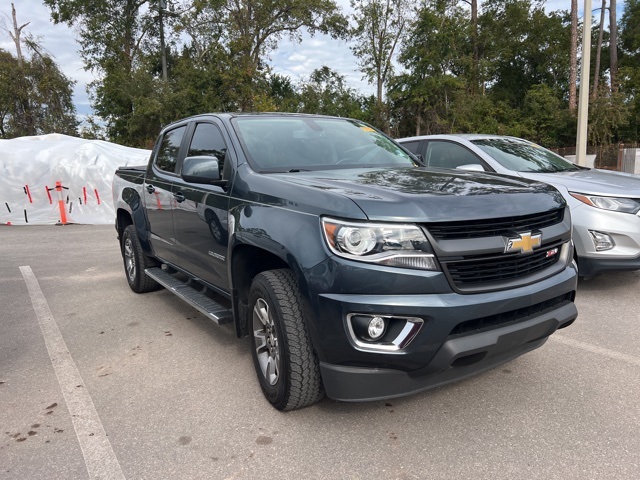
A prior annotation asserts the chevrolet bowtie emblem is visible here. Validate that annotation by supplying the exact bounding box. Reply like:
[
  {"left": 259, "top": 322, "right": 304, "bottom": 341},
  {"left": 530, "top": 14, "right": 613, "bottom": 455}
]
[{"left": 505, "top": 231, "right": 542, "bottom": 254}]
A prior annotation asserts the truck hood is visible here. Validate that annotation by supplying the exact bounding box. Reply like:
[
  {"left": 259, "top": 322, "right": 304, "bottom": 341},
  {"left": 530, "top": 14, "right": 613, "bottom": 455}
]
[
  {"left": 270, "top": 167, "right": 565, "bottom": 222},
  {"left": 518, "top": 169, "right": 640, "bottom": 197}
]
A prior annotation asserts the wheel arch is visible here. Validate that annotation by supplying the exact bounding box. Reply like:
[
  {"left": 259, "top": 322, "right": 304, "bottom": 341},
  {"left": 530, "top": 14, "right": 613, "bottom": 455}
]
[{"left": 230, "top": 244, "right": 311, "bottom": 339}]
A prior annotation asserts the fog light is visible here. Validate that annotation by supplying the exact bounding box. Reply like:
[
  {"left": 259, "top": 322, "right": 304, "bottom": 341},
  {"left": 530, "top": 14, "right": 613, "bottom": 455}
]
[
  {"left": 368, "top": 317, "right": 386, "bottom": 339},
  {"left": 589, "top": 230, "right": 615, "bottom": 251}
]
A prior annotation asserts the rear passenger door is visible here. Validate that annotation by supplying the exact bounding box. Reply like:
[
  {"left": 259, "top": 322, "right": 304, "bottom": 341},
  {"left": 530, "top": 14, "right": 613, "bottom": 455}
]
[
  {"left": 144, "top": 124, "right": 187, "bottom": 265},
  {"left": 172, "top": 120, "right": 232, "bottom": 290}
]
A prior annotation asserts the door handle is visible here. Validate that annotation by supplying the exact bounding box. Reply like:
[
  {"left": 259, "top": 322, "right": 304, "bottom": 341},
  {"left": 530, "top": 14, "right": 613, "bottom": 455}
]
[
  {"left": 146, "top": 184, "right": 155, "bottom": 194},
  {"left": 173, "top": 192, "right": 185, "bottom": 203}
]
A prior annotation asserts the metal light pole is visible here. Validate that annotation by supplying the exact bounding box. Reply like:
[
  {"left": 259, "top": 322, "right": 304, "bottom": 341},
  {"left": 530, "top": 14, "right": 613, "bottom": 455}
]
[{"left": 575, "top": 0, "right": 592, "bottom": 166}]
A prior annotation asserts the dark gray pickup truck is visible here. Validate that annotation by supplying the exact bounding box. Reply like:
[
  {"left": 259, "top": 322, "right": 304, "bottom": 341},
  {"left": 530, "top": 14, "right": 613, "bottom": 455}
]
[{"left": 113, "top": 113, "right": 578, "bottom": 410}]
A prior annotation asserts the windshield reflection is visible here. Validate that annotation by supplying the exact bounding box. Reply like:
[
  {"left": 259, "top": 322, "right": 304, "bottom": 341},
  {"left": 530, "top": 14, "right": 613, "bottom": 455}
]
[
  {"left": 234, "top": 117, "right": 418, "bottom": 172},
  {"left": 472, "top": 139, "right": 581, "bottom": 173}
]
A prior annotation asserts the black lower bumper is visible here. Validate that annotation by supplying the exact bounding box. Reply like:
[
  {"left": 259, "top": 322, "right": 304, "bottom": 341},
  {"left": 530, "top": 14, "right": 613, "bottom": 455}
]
[
  {"left": 577, "top": 254, "right": 640, "bottom": 277},
  {"left": 320, "top": 302, "right": 578, "bottom": 402}
]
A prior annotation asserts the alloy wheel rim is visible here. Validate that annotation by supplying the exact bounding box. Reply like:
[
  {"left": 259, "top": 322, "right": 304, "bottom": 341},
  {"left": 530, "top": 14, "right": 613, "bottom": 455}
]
[
  {"left": 252, "top": 298, "right": 280, "bottom": 386},
  {"left": 124, "top": 237, "right": 136, "bottom": 282}
]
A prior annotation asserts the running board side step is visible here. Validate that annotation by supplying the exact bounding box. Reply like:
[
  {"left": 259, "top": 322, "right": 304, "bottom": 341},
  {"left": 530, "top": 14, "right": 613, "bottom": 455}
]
[{"left": 145, "top": 267, "right": 233, "bottom": 325}]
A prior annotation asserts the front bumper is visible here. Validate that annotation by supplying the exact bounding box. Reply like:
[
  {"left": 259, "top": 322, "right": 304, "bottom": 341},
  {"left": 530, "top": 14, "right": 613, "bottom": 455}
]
[
  {"left": 571, "top": 204, "right": 640, "bottom": 276},
  {"left": 321, "top": 302, "right": 576, "bottom": 401},
  {"left": 306, "top": 260, "right": 578, "bottom": 402}
]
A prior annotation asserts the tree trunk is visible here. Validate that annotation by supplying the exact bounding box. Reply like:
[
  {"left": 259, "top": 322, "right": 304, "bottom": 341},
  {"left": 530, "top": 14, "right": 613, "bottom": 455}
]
[
  {"left": 10, "top": 3, "right": 29, "bottom": 67},
  {"left": 471, "top": 0, "right": 478, "bottom": 95},
  {"left": 592, "top": 0, "right": 607, "bottom": 100},
  {"left": 569, "top": 0, "right": 578, "bottom": 112},
  {"left": 609, "top": 0, "right": 618, "bottom": 92}
]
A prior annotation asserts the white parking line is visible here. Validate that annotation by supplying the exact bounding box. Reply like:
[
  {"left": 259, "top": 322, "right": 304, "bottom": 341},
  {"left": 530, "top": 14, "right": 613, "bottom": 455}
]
[
  {"left": 551, "top": 333, "right": 640, "bottom": 367},
  {"left": 20, "top": 266, "right": 126, "bottom": 480}
]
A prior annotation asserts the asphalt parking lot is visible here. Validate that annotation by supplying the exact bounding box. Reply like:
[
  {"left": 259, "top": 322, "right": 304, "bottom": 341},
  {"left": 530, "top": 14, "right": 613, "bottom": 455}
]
[{"left": 2, "top": 225, "right": 639, "bottom": 480}]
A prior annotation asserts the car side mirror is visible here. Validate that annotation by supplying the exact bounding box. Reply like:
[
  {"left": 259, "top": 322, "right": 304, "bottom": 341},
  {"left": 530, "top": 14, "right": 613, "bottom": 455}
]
[
  {"left": 456, "top": 164, "right": 485, "bottom": 172},
  {"left": 181, "top": 156, "right": 225, "bottom": 185}
]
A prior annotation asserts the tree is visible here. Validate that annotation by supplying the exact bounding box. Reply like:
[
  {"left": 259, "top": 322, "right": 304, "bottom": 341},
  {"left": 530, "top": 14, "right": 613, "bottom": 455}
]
[
  {"left": 188, "top": 0, "right": 348, "bottom": 111},
  {"left": 619, "top": 0, "right": 640, "bottom": 140},
  {"left": 609, "top": 0, "right": 618, "bottom": 92},
  {"left": 592, "top": 0, "right": 607, "bottom": 99},
  {"left": 297, "top": 66, "right": 369, "bottom": 119},
  {"left": 460, "top": 0, "right": 480, "bottom": 94},
  {"left": 390, "top": 0, "right": 469, "bottom": 136},
  {"left": 43, "top": 0, "right": 176, "bottom": 144},
  {"left": 480, "top": 0, "right": 571, "bottom": 109},
  {"left": 0, "top": 5, "right": 77, "bottom": 138},
  {"left": 350, "top": 0, "right": 410, "bottom": 130}
]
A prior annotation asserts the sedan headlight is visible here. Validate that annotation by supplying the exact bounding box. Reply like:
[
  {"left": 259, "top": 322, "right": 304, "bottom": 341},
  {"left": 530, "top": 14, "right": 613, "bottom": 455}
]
[
  {"left": 322, "top": 217, "right": 439, "bottom": 270},
  {"left": 569, "top": 193, "right": 640, "bottom": 214}
]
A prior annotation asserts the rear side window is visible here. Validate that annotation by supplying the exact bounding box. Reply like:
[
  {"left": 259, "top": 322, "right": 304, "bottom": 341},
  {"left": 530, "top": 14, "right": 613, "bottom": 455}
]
[{"left": 155, "top": 126, "right": 186, "bottom": 173}]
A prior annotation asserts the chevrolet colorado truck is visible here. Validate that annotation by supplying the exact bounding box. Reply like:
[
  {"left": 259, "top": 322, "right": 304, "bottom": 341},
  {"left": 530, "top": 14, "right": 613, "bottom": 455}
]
[{"left": 113, "top": 113, "right": 578, "bottom": 411}]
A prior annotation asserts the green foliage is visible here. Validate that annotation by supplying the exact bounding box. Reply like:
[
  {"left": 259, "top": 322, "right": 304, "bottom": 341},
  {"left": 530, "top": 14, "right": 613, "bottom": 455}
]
[
  {"left": 480, "top": 0, "right": 571, "bottom": 108},
  {"left": 0, "top": 46, "right": 77, "bottom": 138},
  {"left": 33, "top": 0, "right": 638, "bottom": 147},
  {"left": 619, "top": 0, "right": 640, "bottom": 141},
  {"left": 296, "top": 66, "right": 370, "bottom": 120},
  {"left": 350, "top": 0, "right": 410, "bottom": 129},
  {"left": 588, "top": 90, "right": 629, "bottom": 146}
]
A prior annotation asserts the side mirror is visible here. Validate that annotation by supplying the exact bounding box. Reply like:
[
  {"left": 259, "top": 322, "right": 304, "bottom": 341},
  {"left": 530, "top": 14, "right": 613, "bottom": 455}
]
[
  {"left": 181, "top": 156, "right": 222, "bottom": 184},
  {"left": 456, "top": 164, "right": 485, "bottom": 172}
]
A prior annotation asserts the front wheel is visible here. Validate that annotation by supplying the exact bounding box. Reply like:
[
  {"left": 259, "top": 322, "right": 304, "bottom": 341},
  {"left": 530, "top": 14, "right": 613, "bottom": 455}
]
[
  {"left": 121, "top": 225, "right": 160, "bottom": 293},
  {"left": 249, "top": 269, "right": 324, "bottom": 411}
]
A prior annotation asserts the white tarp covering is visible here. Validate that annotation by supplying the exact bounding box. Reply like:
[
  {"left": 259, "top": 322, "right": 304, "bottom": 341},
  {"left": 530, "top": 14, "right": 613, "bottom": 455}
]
[{"left": 1, "top": 134, "right": 150, "bottom": 225}]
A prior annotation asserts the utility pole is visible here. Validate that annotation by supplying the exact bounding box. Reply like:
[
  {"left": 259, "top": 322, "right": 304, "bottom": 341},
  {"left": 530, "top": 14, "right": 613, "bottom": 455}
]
[{"left": 576, "top": 0, "right": 592, "bottom": 166}]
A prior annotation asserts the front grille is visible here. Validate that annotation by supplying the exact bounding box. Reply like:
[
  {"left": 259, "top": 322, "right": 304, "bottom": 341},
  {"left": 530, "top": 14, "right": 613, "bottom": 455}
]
[
  {"left": 427, "top": 208, "right": 564, "bottom": 240},
  {"left": 448, "top": 292, "right": 574, "bottom": 338},
  {"left": 445, "top": 242, "right": 563, "bottom": 287}
]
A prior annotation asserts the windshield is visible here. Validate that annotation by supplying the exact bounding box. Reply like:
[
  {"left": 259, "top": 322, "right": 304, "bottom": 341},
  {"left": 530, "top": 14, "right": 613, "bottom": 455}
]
[
  {"left": 472, "top": 138, "right": 581, "bottom": 173},
  {"left": 233, "top": 116, "right": 418, "bottom": 172}
]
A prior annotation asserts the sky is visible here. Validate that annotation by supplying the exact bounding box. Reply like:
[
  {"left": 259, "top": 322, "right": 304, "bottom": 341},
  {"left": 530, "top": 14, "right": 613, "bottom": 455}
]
[{"left": 0, "top": 0, "right": 605, "bottom": 121}]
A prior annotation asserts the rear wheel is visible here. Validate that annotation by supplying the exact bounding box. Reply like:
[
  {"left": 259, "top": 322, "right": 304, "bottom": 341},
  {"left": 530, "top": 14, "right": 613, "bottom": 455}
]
[
  {"left": 121, "top": 225, "right": 160, "bottom": 293},
  {"left": 249, "top": 269, "right": 324, "bottom": 410}
]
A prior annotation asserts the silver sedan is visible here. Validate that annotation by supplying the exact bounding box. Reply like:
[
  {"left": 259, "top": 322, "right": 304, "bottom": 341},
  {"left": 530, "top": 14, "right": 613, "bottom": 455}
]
[{"left": 397, "top": 134, "right": 640, "bottom": 276}]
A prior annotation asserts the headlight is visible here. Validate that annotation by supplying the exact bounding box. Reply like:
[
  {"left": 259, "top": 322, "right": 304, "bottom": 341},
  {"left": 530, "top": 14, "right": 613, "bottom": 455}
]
[
  {"left": 569, "top": 192, "right": 640, "bottom": 214},
  {"left": 322, "top": 217, "right": 439, "bottom": 270}
]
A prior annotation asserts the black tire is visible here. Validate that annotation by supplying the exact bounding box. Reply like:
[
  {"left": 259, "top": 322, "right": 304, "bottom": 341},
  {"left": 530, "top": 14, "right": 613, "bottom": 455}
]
[
  {"left": 248, "top": 269, "right": 325, "bottom": 411},
  {"left": 121, "top": 225, "right": 160, "bottom": 293}
]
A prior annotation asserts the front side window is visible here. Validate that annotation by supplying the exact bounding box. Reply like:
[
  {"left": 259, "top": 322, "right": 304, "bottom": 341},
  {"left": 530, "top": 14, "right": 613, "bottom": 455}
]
[
  {"left": 401, "top": 141, "right": 421, "bottom": 154},
  {"left": 425, "top": 141, "right": 484, "bottom": 169},
  {"left": 188, "top": 123, "right": 227, "bottom": 161},
  {"left": 233, "top": 117, "right": 418, "bottom": 172},
  {"left": 155, "top": 126, "right": 186, "bottom": 173},
  {"left": 187, "top": 123, "right": 228, "bottom": 178},
  {"left": 472, "top": 138, "right": 581, "bottom": 173}
]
